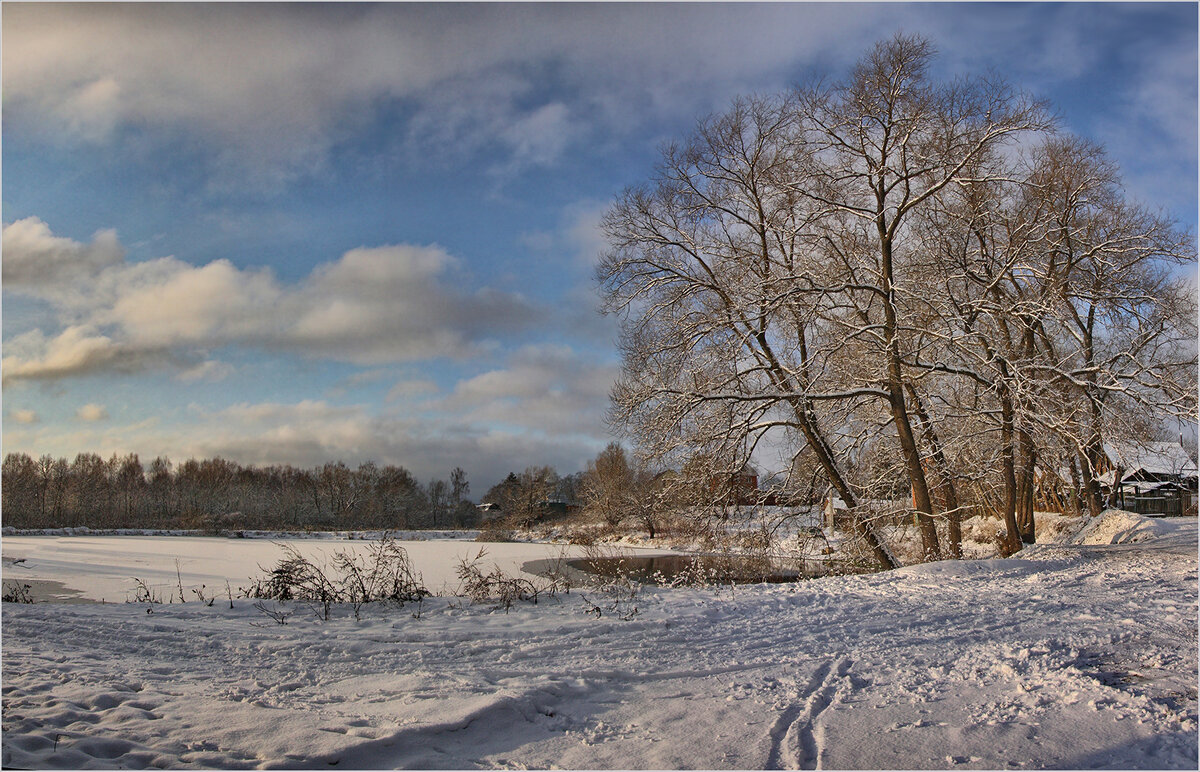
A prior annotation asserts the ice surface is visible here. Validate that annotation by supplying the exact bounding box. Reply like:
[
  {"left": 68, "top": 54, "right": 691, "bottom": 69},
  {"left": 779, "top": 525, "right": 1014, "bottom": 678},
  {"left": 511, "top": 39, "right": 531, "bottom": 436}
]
[{"left": 1, "top": 535, "right": 676, "bottom": 602}]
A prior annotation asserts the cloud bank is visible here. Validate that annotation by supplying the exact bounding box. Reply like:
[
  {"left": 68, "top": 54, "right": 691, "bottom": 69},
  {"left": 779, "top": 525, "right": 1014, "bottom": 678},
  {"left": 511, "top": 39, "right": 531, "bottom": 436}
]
[
  {"left": 2, "top": 218, "right": 541, "bottom": 381},
  {"left": 2, "top": 4, "right": 892, "bottom": 189}
]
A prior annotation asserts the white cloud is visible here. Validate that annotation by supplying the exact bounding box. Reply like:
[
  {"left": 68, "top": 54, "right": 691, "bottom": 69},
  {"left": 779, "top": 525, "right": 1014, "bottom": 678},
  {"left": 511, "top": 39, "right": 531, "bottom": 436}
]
[
  {"left": 5, "top": 4, "right": 1192, "bottom": 208},
  {"left": 2, "top": 220, "right": 541, "bottom": 381},
  {"left": 1, "top": 217, "right": 125, "bottom": 287},
  {"left": 493, "top": 102, "right": 578, "bottom": 176},
  {"left": 2, "top": 4, "right": 894, "bottom": 188},
  {"left": 109, "top": 259, "right": 283, "bottom": 347},
  {"left": 433, "top": 344, "right": 618, "bottom": 437},
  {"left": 146, "top": 397, "right": 607, "bottom": 489},
  {"left": 76, "top": 403, "right": 109, "bottom": 422},
  {"left": 2, "top": 326, "right": 125, "bottom": 383},
  {"left": 177, "top": 360, "right": 234, "bottom": 383},
  {"left": 520, "top": 200, "right": 610, "bottom": 271},
  {"left": 10, "top": 410, "right": 39, "bottom": 425},
  {"left": 1, "top": 344, "right": 616, "bottom": 489},
  {"left": 1095, "top": 38, "right": 1198, "bottom": 214},
  {"left": 386, "top": 379, "right": 440, "bottom": 402}
]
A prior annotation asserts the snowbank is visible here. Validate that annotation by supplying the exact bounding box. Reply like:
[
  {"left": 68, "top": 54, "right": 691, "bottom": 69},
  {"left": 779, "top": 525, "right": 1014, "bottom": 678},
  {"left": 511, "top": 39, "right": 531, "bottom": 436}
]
[{"left": 1070, "top": 509, "right": 1175, "bottom": 545}]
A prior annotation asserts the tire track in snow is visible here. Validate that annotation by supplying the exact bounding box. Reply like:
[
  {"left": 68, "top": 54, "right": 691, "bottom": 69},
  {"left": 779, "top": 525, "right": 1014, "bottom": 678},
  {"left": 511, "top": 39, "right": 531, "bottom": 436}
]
[{"left": 765, "top": 655, "right": 850, "bottom": 770}]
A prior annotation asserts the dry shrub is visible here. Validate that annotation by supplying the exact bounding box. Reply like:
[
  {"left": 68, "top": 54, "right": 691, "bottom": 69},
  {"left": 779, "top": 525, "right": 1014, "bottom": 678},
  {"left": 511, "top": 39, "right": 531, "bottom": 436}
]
[
  {"left": 475, "top": 522, "right": 515, "bottom": 542},
  {"left": 575, "top": 545, "right": 642, "bottom": 619},
  {"left": 2, "top": 580, "right": 34, "bottom": 603},
  {"left": 454, "top": 547, "right": 569, "bottom": 612},
  {"left": 1033, "top": 512, "right": 1085, "bottom": 542},
  {"left": 567, "top": 529, "right": 597, "bottom": 546},
  {"left": 129, "top": 578, "right": 163, "bottom": 604},
  {"left": 245, "top": 534, "right": 428, "bottom": 620},
  {"left": 958, "top": 514, "right": 1005, "bottom": 548}
]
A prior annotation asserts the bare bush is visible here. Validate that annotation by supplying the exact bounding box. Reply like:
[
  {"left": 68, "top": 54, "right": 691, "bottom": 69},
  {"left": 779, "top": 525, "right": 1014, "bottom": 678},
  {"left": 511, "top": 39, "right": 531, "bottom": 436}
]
[
  {"left": 2, "top": 580, "right": 34, "bottom": 603},
  {"left": 580, "top": 574, "right": 640, "bottom": 620},
  {"left": 245, "top": 534, "right": 429, "bottom": 621},
  {"left": 475, "top": 522, "right": 515, "bottom": 542},
  {"left": 252, "top": 600, "right": 292, "bottom": 625},
  {"left": 130, "top": 578, "right": 162, "bottom": 604},
  {"left": 454, "top": 547, "right": 569, "bottom": 612},
  {"left": 334, "top": 538, "right": 427, "bottom": 604}
]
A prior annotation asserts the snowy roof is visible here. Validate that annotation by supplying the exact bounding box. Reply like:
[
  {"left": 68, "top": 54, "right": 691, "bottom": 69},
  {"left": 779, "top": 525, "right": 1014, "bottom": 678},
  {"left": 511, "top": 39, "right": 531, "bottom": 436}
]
[{"left": 1103, "top": 441, "right": 1198, "bottom": 482}]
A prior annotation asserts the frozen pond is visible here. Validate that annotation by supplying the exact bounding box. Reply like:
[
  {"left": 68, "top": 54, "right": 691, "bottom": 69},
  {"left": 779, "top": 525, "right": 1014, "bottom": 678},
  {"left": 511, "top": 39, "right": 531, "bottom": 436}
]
[{"left": 1, "top": 535, "right": 680, "bottom": 603}]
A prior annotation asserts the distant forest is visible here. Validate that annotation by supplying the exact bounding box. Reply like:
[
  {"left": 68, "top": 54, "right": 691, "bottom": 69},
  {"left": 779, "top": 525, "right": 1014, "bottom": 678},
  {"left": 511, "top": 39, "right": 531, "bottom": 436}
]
[{"left": 1, "top": 452, "right": 480, "bottom": 531}]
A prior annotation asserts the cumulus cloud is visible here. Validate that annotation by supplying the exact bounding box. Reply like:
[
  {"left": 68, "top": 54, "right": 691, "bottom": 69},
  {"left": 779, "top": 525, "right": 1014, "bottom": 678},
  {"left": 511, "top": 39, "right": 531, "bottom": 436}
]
[
  {"left": 1, "top": 217, "right": 125, "bottom": 287},
  {"left": 5, "top": 3, "right": 1192, "bottom": 206},
  {"left": 3, "top": 326, "right": 129, "bottom": 383},
  {"left": 2, "top": 220, "right": 541, "bottom": 382},
  {"left": 142, "top": 397, "right": 607, "bottom": 490},
  {"left": 10, "top": 410, "right": 39, "bottom": 425},
  {"left": 76, "top": 403, "right": 109, "bottom": 422},
  {"left": 520, "top": 200, "right": 610, "bottom": 270},
  {"left": 386, "top": 379, "right": 440, "bottom": 402},
  {"left": 1095, "top": 37, "right": 1198, "bottom": 213},
  {"left": 1, "top": 342, "right": 618, "bottom": 489},
  {"left": 491, "top": 102, "right": 578, "bottom": 177},
  {"left": 432, "top": 344, "right": 618, "bottom": 438}
]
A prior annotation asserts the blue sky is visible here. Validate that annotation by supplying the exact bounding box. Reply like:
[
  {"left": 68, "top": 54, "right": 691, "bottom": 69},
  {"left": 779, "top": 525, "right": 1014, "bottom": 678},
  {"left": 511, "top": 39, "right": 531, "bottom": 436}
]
[{"left": 3, "top": 2, "right": 1196, "bottom": 491}]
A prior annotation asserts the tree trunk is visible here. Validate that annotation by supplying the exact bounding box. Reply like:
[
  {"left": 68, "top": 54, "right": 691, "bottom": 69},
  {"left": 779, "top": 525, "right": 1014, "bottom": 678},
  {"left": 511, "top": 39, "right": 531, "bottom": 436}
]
[
  {"left": 879, "top": 225, "right": 940, "bottom": 561},
  {"left": 1015, "top": 429, "right": 1037, "bottom": 543},
  {"left": 788, "top": 396, "right": 897, "bottom": 571},
  {"left": 1078, "top": 440, "right": 1105, "bottom": 518},
  {"left": 906, "top": 383, "right": 962, "bottom": 559},
  {"left": 890, "top": 384, "right": 941, "bottom": 560},
  {"left": 998, "top": 389, "right": 1024, "bottom": 556},
  {"left": 1067, "top": 454, "right": 1083, "bottom": 519}
]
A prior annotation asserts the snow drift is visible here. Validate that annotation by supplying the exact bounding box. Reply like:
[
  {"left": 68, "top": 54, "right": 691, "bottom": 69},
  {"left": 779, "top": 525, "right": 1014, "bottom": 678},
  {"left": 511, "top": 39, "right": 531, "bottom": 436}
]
[{"left": 1069, "top": 509, "right": 1175, "bottom": 546}]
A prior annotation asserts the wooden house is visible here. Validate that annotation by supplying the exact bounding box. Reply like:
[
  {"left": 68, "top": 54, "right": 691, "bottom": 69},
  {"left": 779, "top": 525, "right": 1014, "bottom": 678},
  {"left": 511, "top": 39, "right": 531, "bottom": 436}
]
[{"left": 1099, "top": 440, "right": 1198, "bottom": 516}]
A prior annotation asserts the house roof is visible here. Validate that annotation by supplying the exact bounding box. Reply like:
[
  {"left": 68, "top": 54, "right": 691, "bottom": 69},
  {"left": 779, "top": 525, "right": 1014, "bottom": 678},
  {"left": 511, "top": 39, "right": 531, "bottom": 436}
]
[{"left": 1102, "top": 441, "right": 1198, "bottom": 484}]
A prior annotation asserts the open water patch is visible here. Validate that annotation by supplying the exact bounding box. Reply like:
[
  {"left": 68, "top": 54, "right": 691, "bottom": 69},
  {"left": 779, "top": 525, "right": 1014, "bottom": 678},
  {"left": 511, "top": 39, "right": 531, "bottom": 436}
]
[
  {"left": 524, "top": 553, "right": 818, "bottom": 586},
  {"left": 1, "top": 578, "right": 98, "bottom": 604}
]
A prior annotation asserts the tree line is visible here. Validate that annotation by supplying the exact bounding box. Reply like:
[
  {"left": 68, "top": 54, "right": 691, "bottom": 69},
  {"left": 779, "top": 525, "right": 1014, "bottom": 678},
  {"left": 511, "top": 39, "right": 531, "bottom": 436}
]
[
  {"left": 1, "top": 452, "right": 478, "bottom": 531},
  {"left": 597, "top": 34, "right": 1197, "bottom": 568},
  {"left": 480, "top": 443, "right": 771, "bottom": 540}
]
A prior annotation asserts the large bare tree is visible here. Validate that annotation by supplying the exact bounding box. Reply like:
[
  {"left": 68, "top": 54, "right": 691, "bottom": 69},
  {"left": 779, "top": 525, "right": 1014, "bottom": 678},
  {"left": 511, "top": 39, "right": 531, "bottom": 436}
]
[{"left": 599, "top": 34, "right": 1194, "bottom": 565}]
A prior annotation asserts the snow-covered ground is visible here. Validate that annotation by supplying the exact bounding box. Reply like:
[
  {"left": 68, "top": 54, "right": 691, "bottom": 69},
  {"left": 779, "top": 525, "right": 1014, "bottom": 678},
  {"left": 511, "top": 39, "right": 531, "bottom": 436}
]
[{"left": 2, "top": 513, "right": 1196, "bottom": 769}]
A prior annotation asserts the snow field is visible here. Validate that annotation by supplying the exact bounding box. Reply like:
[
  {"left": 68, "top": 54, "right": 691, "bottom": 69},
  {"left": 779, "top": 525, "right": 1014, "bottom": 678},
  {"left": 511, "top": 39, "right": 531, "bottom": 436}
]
[{"left": 2, "top": 514, "right": 1196, "bottom": 769}]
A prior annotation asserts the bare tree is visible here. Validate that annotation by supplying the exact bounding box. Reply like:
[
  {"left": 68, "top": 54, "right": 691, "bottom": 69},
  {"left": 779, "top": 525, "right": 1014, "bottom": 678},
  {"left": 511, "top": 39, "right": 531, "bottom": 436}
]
[
  {"left": 484, "top": 466, "right": 559, "bottom": 528},
  {"left": 919, "top": 132, "right": 1195, "bottom": 551},
  {"left": 599, "top": 88, "right": 899, "bottom": 569},
  {"left": 582, "top": 443, "right": 636, "bottom": 528},
  {"left": 599, "top": 35, "right": 1056, "bottom": 566},
  {"left": 784, "top": 34, "right": 1052, "bottom": 558}
]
